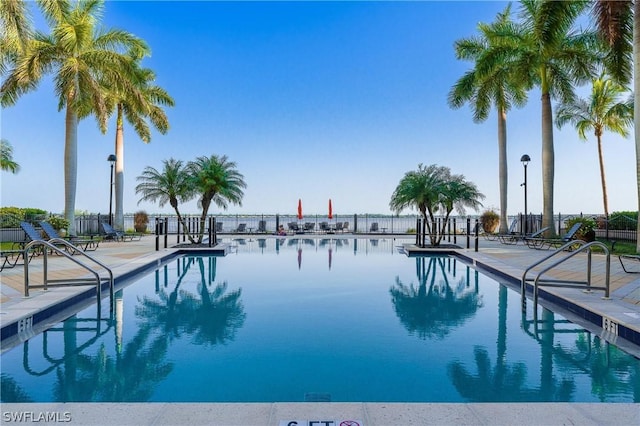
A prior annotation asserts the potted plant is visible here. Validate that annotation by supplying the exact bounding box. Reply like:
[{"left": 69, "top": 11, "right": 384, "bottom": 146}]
[
  {"left": 565, "top": 217, "right": 596, "bottom": 242},
  {"left": 134, "top": 210, "right": 149, "bottom": 233},
  {"left": 48, "top": 215, "right": 70, "bottom": 237},
  {"left": 480, "top": 209, "right": 500, "bottom": 234}
]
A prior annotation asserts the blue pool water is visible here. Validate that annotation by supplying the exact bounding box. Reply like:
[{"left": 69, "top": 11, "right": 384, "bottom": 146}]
[{"left": 1, "top": 237, "right": 638, "bottom": 402}]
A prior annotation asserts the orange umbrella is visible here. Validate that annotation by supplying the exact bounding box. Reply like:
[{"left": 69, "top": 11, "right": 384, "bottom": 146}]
[
  {"left": 297, "top": 199, "right": 303, "bottom": 220},
  {"left": 328, "top": 199, "right": 333, "bottom": 219}
]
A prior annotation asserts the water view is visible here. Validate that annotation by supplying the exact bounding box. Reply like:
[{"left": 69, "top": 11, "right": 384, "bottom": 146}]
[{"left": 1, "top": 238, "right": 638, "bottom": 403}]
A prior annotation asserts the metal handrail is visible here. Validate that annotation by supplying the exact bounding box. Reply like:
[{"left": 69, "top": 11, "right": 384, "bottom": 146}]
[
  {"left": 23, "top": 239, "right": 114, "bottom": 314},
  {"left": 521, "top": 240, "right": 611, "bottom": 311}
]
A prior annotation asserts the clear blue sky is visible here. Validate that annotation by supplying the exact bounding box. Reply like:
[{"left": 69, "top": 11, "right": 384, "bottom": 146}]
[{"left": 1, "top": 1, "right": 637, "bottom": 217}]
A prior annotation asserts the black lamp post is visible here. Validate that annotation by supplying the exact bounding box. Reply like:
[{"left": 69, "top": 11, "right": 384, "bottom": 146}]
[
  {"left": 108, "top": 154, "right": 117, "bottom": 226},
  {"left": 520, "top": 154, "right": 530, "bottom": 235}
]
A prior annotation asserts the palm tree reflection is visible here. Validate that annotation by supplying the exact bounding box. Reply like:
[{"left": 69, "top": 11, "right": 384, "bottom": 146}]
[
  {"left": 390, "top": 256, "right": 482, "bottom": 339},
  {"left": 137, "top": 256, "right": 246, "bottom": 346}
]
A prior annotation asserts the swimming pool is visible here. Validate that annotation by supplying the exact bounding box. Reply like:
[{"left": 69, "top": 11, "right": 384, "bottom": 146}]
[{"left": 1, "top": 237, "right": 638, "bottom": 402}]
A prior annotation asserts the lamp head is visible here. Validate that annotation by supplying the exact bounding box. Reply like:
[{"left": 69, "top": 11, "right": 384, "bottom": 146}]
[
  {"left": 107, "top": 154, "right": 117, "bottom": 164},
  {"left": 520, "top": 154, "right": 530, "bottom": 166}
]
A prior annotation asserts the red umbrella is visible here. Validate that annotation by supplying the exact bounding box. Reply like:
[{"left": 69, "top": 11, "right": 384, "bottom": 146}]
[
  {"left": 297, "top": 199, "right": 303, "bottom": 220},
  {"left": 328, "top": 199, "right": 333, "bottom": 219}
]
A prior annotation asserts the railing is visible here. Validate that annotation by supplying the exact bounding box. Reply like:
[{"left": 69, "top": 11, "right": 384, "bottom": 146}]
[
  {"left": 23, "top": 239, "right": 114, "bottom": 317},
  {"left": 521, "top": 240, "right": 610, "bottom": 314}
]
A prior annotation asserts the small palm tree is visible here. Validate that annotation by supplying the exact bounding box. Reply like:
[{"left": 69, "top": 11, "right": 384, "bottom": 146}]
[
  {"left": 390, "top": 164, "right": 484, "bottom": 247},
  {"left": 135, "top": 158, "right": 195, "bottom": 242},
  {"left": 0, "top": 139, "right": 20, "bottom": 173},
  {"left": 555, "top": 75, "right": 633, "bottom": 217},
  {"left": 449, "top": 4, "right": 527, "bottom": 234},
  {"left": 186, "top": 155, "right": 246, "bottom": 244},
  {"left": 1, "top": 0, "right": 148, "bottom": 234}
]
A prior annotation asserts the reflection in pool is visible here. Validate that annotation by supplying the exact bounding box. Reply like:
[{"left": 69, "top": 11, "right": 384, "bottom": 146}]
[{"left": 1, "top": 237, "right": 638, "bottom": 402}]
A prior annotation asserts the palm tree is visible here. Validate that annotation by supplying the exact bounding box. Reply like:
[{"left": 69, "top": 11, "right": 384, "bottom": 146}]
[
  {"left": 135, "top": 158, "right": 195, "bottom": 241},
  {"left": 186, "top": 155, "right": 246, "bottom": 244},
  {"left": 105, "top": 61, "right": 174, "bottom": 231},
  {"left": 0, "top": 139, "right": 20, "bottom": 173},
  {"left": 555, "top": 75, "right": 633, "bottom": 217},
  {"left": 449, "top": 4, "right": 528, "bottom": 234},
  {"left": 389, "top": 164, "right": 484, "bottom": 247},
  {"left": 0, "top": 0, "right": 148, "bottom": 234},
  {"left": 508, "top": 0, "right": 601, "bottom": 235},
  {"left": 0, "top": 0, "right": 32, "bottom": 75},
  {"left": 591, "top": 0, "right": 640, "bottom": 253}
]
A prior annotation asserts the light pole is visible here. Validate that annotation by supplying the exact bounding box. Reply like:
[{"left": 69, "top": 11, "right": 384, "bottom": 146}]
[
  {"left": 108, "top": 154, "right": 116, "bottom": 226},
  {"left": 520, "top": 154, "right": 530, "bottom": 235}
]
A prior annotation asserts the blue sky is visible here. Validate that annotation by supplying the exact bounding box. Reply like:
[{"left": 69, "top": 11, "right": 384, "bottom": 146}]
[{"left": 1, "top": 1, "right": 637, "bottom": 217}]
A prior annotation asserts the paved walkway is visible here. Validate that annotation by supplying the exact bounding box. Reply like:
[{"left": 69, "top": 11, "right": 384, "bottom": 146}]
[{"left": 1, "top": 234, "right": 639, "bottom": 425}]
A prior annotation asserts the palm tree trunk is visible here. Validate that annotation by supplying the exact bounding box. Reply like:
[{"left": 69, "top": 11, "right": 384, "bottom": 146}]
[
  {"left": 498, "top": 108, "right": 508, "bottom": 234},
  {"left": 114, "top": 104, "right": 125, "bottom": 231},
  {"left": 634, "top": 2, "right": 640, "bottom": 253},
  {"left": 541, "top": 92, "right": 555, "bottom": 236},
  {"left": 596, "top": 135, "right": 609, "bottom": 217},
  {"left": 64, "top": 103, "right": 78, "bottom": 236}
]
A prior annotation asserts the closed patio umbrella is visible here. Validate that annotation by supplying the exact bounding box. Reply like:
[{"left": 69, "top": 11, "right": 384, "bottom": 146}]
[
  {"left": 297, "top": 199, "right": 303, "bottom": 220},
  {"left": 328, "top": 199, "right": 333, "bottom": 219}
]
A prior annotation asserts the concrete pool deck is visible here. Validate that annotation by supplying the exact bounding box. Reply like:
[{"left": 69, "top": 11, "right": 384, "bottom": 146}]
[{"left": 1, "top": 234, "right": 639, "bottom": 425}]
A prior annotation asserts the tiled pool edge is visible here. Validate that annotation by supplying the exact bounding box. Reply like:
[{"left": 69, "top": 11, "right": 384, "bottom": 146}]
[
  {"left": 452, "top": 250, "right": 640, "bottom": 353},
  {"left": 0, "top": 245, "right": 232, "bottom": 351}
]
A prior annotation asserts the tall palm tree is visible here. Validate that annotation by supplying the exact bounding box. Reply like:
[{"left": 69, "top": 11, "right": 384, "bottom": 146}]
[
  {"left": 449, "top": 4, "right": 528, "bottom": 234},
  {"left": 591, "top": 0, "right": 639, "bottom": 253},
  {"left": 0, "top": 139, "right": 20, "bottom": 173},
  {"left": 103, "top": 61, "right": 174, "bottom": 231},
  {"left": 389, "top": 164, "right": 484, "bottom": 246},
  {"left": 0, "top": 0, "right": 32, "bottom": 75},
  {"left": 0, "top": 0, "right": 148, "bottom": 234},
  {"left": 186, "top": 155, "right": 246, "bottom": 244},
  {"left": 509, "top": 0, "right": 600, "bottom": 236},
  {"left": 555, "top": 75, "right": 633, "bottom": 217},
  {"left": 135, "top": 158, "right": 195, "bottom": 241}
]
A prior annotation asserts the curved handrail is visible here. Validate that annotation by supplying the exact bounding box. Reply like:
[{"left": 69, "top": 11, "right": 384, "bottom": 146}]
[
  {"left": 532, "top": 241, "right": 610, "bottom": 307},
  {"left": 23, "top": 239, "right": 114, "bottom": 312},
  {"left": 521, "top": 239, "right": 586, "bottom": 308}
]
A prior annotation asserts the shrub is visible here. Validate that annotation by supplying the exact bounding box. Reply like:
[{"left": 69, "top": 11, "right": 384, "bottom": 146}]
[
  {"left": 480, "top": 209, "right": 500, "bottom": 233},
  {"left": 47, "top": 215, "right": 69, "bottom": 231},
  {"left": 134, "top": 210, "right": 149, "bottom": 233},
  {"left": 565, "top": 217, "right": 596, "bottom": 242},
  {"left": 608, "top": 211, "right": 637, "bottom": 230}
]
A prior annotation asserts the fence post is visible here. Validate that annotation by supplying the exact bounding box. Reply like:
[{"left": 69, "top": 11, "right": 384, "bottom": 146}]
[
  {"left": 453, "top": 217, "right": 457, "bottom": 245},
  {"left": 466, "top": 218, "right": 471, "bottom": 249},
  {"left": 164, "top": 217, "right": 168, "bottom": 248},
  {"left": 416, "top": 217, "right": 420, "bottom": 246},
  {"left": 155, "top": 218, "right": 159, "bottom": 251},
  {"left": 209, "top": 217, "right": 213, "bottom": 247},
  {"left": 354, "top": 214, "right": 358, "bottom": 233},
  {"left": 474, "top": 218, "right": 479, "bottom": 252}
]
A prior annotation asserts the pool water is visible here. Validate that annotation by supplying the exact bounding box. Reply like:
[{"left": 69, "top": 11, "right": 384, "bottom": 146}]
[{"left": 1, "top": 237, "right": 638, "bottom": 402}]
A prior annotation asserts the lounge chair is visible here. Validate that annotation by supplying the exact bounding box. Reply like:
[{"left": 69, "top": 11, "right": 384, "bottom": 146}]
[
  {"left": 526, "top": 223, "right": 582, "bottom": 250},
  {"left": 234, "top": 223, "right": 247, "bottom": 233},
  {"left": 619, "top": 255, "right": 640, "bottom": 273},
  {"left": 215, "top": 221, "right": 224, "bottom": 233},
  {"left": 370, "top": 222, "right": 379, "bottom": 233},
  {"left": 495, "top": 219, "right": 519, "bottom": 244},
  {"left": 39, "top": 221, "right": 100, "bottom": 251},
  {"left": 101, "top": 222, "right": 142, "bottom": 242},
  {"left": 304, "top": 222, "right": 315, "bottom": 233},
  {"left": 19, "top": 221, "right": 67, "bottom": 254},
  {"left": 288, "top": 222, "right": 300, "bottom": 232},
  {"left": 319, "top": 222, "right": 330, "bottom": 233},
  {"left": 0, "top": 249, "right": 34, "bottom": 272},
  {"left": 257, "top": 220, "right": 267, "bottom": 233},
  {"left": 341, "top": 222, "right": 349, "bottom": 233}
]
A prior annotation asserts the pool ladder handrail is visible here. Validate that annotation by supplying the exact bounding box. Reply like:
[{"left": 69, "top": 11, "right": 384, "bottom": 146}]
[
  {"left": 23, "top": 238, "right": 114, "bottom": 314},
  {"left": 521, "top": 240, "right": 610, "bottom": 311}
]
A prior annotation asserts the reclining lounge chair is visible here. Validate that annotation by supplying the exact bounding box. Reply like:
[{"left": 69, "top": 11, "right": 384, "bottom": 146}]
[
  {"left": 526, "top": 223, "right": 582, "bottom": 250},
  {"left": 39, "top": 221, "right": 100, "bottom": 251},
  {"left": 101, "top": 222, "right": 142, "bottom": 242}
]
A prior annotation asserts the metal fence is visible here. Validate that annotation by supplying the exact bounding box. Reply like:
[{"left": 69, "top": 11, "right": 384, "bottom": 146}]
[{"left": 0, "top": 212, "right": 636, "bottom": 243}]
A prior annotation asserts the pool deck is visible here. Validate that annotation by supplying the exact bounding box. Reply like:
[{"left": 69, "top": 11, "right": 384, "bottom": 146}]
[{"left": 1, "top": 234, "right": 639, "bottom": 425}]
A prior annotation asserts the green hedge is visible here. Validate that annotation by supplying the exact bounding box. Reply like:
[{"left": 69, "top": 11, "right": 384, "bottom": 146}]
[
  {"left": 0, "top": 207, "right": 48, "bottom": 228},
  {"left": 609, "top": 211, "right": 637, "bottom": 231}
]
